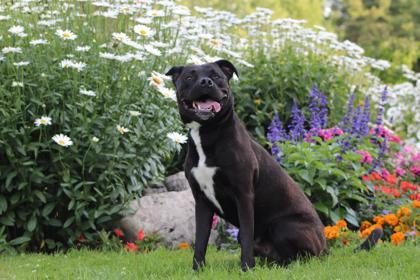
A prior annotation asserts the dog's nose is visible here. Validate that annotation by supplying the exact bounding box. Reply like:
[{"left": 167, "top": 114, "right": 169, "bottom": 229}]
[{"left": 199, "top": 77, "right": 214, "bottom": 88}]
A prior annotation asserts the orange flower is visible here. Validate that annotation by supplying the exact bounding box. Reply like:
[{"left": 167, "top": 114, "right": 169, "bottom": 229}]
[
  {"left": 384, "top": 214, "right": 399, "bottom": 226},
  {"left": 413, "top": 200, "right": 420, "bottom": 208},
  {"left": 360, "top": 220, "right": 372, "bottom": 232},
  {"left": 179, "top": 242, "right": 190, "bottom": 250},
  {"left": 397, "top": 207, "right": 411, "bottom": 218},
  {"left": 324, "top": 226, "right": 340, "bottom": 240},
  {"left": 360, "top": 224, "right": 382, "bottom": 238},
  {"left": 137, "top": 229, "right": 145, "bottom": 241},
  {"left": 390, "top": 232, "right": 405, "bottom": 246},
  {"left": 114, "top": 228, "right": 124, "bottom": 238},
  {"left": 370, "top": 172, "right": 382, "bottom": 181},
  {"left": 336, "top": 220, "right": 347, "bottom": 229},
  {"left": 373, "top": 216, "right": 384, "bottom": 226},
  {"left": 125, "top": 242, "right": 139, "bottom": 251}
]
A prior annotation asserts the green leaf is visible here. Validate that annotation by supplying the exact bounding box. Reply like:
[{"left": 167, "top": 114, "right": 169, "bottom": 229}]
[
  {"left": 27, "top": 214, "right": 37, "bottom": 232},
  {"left": 9, "top": 236, "right": 31, "bottom": 246},
  {"left": 314, "top": 202, "right": 329, "bottom": 215},
  {"left": 63, "top": 217, "right": 74, "bottom": 228},
  {"left": 298, "top": 170, "right": 313, "bottom": 184},
  {"left": 5, "top": 171, "right": 17, "bottom": 189},
  {"left": 42, "top": 202, "right": 56, "bottom": 217},
  {"left": 0, "top": 195, "right": 7, "bottom": 214},
  {"left": 326, "top": 187, "right": 338, "bottom": 207},
  {"left": 34, "top": 191, "right": 46, "bottom": 203}
]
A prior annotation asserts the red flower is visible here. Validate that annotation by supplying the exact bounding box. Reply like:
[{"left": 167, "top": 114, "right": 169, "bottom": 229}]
[
  {"left": 392, "top": 189, "right": 401, "bottom": 198},
  {"left": 385, "top": 174, "right": 397, "bottom": 185},
  {"left": 370, "top": 172, "right": 381, "bottom": 181},
  {"left": 125, "top": 242, "right": 139, "bottom": 251},
  {"left": 114, "top": 228, "right": 124, "bottom": 238},
  {"left": 77, "top": 234, "right": 86, "bottom": 242},
  {"left": 137, "top": 229, "right": 145, "bottom": 241},
  {"left": 361, "top": 175, "right": 370, "bottom": 182}
]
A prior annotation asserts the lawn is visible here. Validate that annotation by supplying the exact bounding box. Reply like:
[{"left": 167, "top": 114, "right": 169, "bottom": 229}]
[{"left": 1, "top": 244, "right": 419, "bottom": 280}]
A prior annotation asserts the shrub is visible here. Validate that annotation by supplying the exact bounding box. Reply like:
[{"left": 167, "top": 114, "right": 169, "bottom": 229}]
[
  {"left": 0, "top": 1, "right": 188, "bottom": 252},
  {"left": 235, "top": 48, "right": 352, "bottom": 143}
]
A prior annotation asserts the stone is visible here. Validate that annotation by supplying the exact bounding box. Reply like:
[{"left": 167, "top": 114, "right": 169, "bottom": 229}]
[
  {"left": 164, "top": 171, "right": 189, "bottom": 192},
  {"left": 142, "top": 183, "right": 167, "bottom": 196},
  {"left": 116, "top": 189, "right": 218, "bottom": 248}
]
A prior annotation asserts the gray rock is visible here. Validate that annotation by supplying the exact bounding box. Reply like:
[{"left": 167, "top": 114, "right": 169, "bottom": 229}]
[
  {"left": 164, "top": 171, "right": 189, "bottom": 192},
  {"left": 142, "top": 183, "right": 167, "bottom": 196},
  {"left": 117, "top": 189, "right": 218, "bottom": 248}
]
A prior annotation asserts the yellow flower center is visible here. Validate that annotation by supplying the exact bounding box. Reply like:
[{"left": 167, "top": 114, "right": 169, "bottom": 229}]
[
  {"left": 62, "top": 32, "right": 70, "bottom": 38},
  {"left": 139, "top": 29, "right": 148, "bottom": 36},
  {"left": 152, "top": 76, "right": 162, "bottom": 85},
  {"left": 58, "top": 140, "right": 65, "bottom": 145}
]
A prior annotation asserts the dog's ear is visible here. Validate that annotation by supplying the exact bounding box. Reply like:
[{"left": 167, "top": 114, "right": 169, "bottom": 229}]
[
  {"left": 165, "top": 66, "right": 184, "bottom": 84},
  {"left": 214, "top": 60, "right": 239, "bottom": 80}
]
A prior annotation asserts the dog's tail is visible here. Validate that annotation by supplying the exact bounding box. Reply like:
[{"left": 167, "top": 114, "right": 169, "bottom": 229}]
[{"left": 354, "top": 227, "right": 383, "bottom": 252}]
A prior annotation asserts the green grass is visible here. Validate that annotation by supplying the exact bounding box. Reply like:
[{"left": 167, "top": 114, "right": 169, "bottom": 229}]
[{"left": 1, "top": 244, "right": 419, "bottom": 279}]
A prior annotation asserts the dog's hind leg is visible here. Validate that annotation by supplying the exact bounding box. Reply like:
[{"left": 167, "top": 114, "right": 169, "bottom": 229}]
[{"left": 267, "top": 222, "right": 326, "bottom": 265}]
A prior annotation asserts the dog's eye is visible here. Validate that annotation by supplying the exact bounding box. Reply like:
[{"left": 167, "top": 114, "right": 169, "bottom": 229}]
[
  {"left": 184, "top": 75, "right": 193, "bottom": 81},
  {"left": 212, "top": 74, "right": 221, "bottom": 79}
]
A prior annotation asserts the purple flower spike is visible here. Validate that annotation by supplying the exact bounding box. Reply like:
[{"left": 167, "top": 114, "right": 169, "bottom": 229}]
[
  {"left": 267, "top": 113, "right": 288, "bottom": 143},
  {"left": 360, "top": 96, "right": 370, "bottom": 136},
  {"left": 289, "top": 101, "right": 306, "bottom": 141}
]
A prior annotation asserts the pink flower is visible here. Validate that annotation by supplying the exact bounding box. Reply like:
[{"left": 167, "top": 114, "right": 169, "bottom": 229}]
[
  {"left": 212, "top": 215, "right": 219, "bottom": 229},
  {"left": 388, "top": 135, "right": 401, "bottom": 144},
  {"left": 318, "top": 129, "right": 333, "bottom": 141},
  {"left": 410, "top": 166, "right": 420, "bottom": 177},
  {"left": 412, "top": 153, "right": 420, "bottom": 162},
  {"left": 333, "top": 128, "right": 344, "bottom": 135},
  {"left": 380, "top": 168, "right": 390, "bottom": 178},
  {"left": 395, "top": 167, "right": 406, "bottom": 177},
  {"left": 356, "top": 150, "right": 373, "bottom": 164}
]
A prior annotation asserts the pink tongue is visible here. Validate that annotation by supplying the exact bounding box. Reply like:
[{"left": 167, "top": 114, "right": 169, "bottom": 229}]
[{"left": 196, "top": 100, "right": 221, "bottom": 112}]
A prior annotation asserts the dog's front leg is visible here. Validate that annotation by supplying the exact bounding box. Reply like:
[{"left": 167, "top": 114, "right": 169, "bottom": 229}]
[
  {"left": 236, "top": 193, "right": 255, "bottom": 271},
  {"left": 192, "top": 196, "right": 214, "bottom": 271}
]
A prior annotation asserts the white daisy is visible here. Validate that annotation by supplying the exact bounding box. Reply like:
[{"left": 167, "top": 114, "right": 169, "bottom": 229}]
[
  {"left": 167, "top": 132, "right": 187, "bottom": 144},
  {"left": 146, "top": 9, "right": 165, "bottom": 17},
  {"left": 134, "top": 25, "right": 153, "bottom": 37},
  {"left": 148, "top": 72, "right": 165, "bottom": 88},
  {"left": 30, "top": 39, "right": 49, "bottom": 45},
  {"left": 52, "top": 134, "right": 73, "bottom": 147},
  {"left": 75, "top": 45, "right": 91, "bottom": 52},
  {"left": 129, "top": 110, "right": 141, "bottom": 117},
  {"left": 13, "top": 61, "right": 30, "bottom": 67},
  {"left": 0, "top": 15, "right": 11, "bottom": 21},
  {"left": 55, "top": 29, "right": 77, "bottom": 40},
  {"left": 2, "top": 47, "right": 22, "bottom": 54},
  {"left": 34, "top": 116, "right": 52, "bottom": 126},
  {"left": 12, "top": 81, "right": 24, "bottom": 87},
  {"left": 112, "top": 32, "right": 129, "bottom": 42},
  {"left": 8, "top": 25, "right": 24, "bottom": 35},
  {"left": 157, "top": 87, "right": 176, "bottom": 101},
  {"left": 117, "top": 125, "right": 130, "bottom": 134},
  {"left": 144, "top": 44, "right": 161, "bottom": 56},
  {"left": 79, "top": 88, "right": 96, "bottom": 96},
  {"left": 92, "top": 136, "right": 99, "bottom": 143}
]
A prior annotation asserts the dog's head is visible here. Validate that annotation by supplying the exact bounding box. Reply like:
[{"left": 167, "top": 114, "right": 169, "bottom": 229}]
[{"left": 166, "top": 60, "right": 238, "bottom": 124}]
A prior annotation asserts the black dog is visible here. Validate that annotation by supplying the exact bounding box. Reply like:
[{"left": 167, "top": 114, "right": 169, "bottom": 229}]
[{"left": 166, "top": 60, "right": 378, "bottom": 271}]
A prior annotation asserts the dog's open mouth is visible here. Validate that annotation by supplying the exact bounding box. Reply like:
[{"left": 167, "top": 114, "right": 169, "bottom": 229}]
[{"left": 182, "top": 99, "right": 222, "bottom": 113}]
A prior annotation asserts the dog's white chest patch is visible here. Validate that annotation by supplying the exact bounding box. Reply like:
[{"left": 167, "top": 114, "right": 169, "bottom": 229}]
[{"left": 187, "top": 122, "right": 223, "bottom": 214}]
